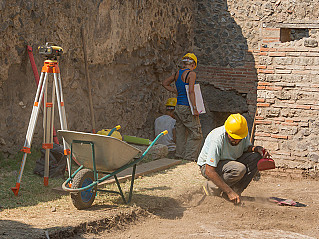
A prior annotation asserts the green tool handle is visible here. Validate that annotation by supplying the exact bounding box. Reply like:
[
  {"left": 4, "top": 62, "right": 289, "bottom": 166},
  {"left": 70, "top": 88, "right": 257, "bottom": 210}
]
[{"left": 107, "top": 125, "right": 121, "bottom": 136}]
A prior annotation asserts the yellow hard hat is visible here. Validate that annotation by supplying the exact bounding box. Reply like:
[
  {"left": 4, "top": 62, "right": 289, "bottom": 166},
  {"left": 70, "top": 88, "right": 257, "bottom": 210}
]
[
  {"left": 182, "top": 53, "right": 197, "bottom": 69},
  {"left": 224, "top": 114, "right": 248, "bottom": 139},
  {"left": 165, "top": 98, "right": 177, "bottom": 107}
]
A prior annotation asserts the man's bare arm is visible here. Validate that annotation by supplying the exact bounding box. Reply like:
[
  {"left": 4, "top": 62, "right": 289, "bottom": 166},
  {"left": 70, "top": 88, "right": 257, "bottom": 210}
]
[{"left": 162, "top": 74, "right": 177, "bottom": 94}]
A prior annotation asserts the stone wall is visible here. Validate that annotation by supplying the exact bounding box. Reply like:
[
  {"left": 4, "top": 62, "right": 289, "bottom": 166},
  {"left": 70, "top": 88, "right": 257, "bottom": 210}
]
[
  {"left": 194, "top": 0, "right": 319, "bottom": 169},
  {"left": 255, "top": 28, "right": 319, "bottom": 169},
  {"left": 194, "top": 0, "right": 319, "bottom": 129},
  {"left": 0, "top": 0, "right": 195, "bottom": 155},
  {"left": 1, "top": 0, "right": 319, "bottom": 170}
]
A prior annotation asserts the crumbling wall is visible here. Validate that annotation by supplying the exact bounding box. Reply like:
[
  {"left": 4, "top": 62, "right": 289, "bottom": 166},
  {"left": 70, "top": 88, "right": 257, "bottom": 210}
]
[
  {"left": 255, "top": 29, "right": 319, "bottom": 170},
  {"left": 194, "top": 0, "right": 319, "bottom": 126},
  {"left": 194, "top": 0, "right": 319, "bottom": 170},
  {"left": 194, "top": 0, "right": 258, "bottom": 137},
  {"left": 0, "top": 0, "right": 195, "bottom": 155}
]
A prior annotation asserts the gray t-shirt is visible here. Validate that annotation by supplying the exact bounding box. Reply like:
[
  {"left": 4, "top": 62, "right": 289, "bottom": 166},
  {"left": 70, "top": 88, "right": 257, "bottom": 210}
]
[
  {"left": 154, "top": 115, "right": 176, "bottom": 151},
  {"left": 197, "top": 125, "right": 251, "bottom": 167}
]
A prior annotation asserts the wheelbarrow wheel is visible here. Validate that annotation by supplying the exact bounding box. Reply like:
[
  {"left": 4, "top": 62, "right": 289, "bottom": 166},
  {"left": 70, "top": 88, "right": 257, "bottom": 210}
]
[{"left": 71, "top": 169, "right": 97, "bottom": 209}]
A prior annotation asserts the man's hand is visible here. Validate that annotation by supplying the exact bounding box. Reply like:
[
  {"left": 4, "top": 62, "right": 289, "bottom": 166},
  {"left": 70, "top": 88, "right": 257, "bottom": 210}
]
[
  {"left": 205, "top": 165, "right": 241, "bottom": 204},
  {"left": 193, "top": 108, "right": 199, "bottom": 116},
  {"left": 226, "top": 191, "right": 241, "bottom": 204},
  {"left": 253, "top": 146, "right": 271, "bottom": 158}
]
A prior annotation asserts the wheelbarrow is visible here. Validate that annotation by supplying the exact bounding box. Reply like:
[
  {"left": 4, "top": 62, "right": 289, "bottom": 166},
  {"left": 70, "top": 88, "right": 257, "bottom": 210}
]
[{"left": 59, "top": 127, "right": 167, "bottom": 209}]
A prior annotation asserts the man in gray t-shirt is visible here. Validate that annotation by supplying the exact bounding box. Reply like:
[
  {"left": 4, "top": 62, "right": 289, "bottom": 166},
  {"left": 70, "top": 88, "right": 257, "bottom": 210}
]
[
  {"left": 155, "top": 98, "right": 177, "bottom": 158},
  {"left": 198, "top": 114, "right": 270, "bottom": 204}
]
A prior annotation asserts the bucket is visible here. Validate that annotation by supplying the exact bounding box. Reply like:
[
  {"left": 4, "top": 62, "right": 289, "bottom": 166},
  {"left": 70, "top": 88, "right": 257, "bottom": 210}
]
[
  {"left": 257, "top": 158, "right": 275, "bottom": 171},
  {"left": 257, "top": 148, "right": 275, "bottom": 171}
]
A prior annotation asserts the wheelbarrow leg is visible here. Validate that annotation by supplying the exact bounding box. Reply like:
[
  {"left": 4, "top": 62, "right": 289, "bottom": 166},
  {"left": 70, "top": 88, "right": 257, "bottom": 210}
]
[
  {"left": 128, "top": 164, "right": 137, "bottom": 204},
  {"left": 114, "top": 175, "right": 127, "bottom": 204},
  {"left": 113, "top": 163, "right": 137, "bottom": 204}
]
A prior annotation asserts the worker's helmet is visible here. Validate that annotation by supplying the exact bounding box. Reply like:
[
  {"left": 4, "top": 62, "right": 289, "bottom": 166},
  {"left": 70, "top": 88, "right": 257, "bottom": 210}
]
[
  {"left": 165, "top": 98, "right": 177, "bottom": 110},
  {"left": 182, "top": 53, "right": 197, "bottom": 69},
  {"left": 224, "top": 114, "right": 248, "bottom": 139}
]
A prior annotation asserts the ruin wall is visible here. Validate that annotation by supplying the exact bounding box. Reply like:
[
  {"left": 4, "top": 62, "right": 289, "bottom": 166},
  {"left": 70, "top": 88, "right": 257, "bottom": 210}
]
[
  {"left": 0, "top": 0, "right": 195, "bottom": 156},
  {"left": 195, "top": 0, "right": 319, "bottom": 170}
]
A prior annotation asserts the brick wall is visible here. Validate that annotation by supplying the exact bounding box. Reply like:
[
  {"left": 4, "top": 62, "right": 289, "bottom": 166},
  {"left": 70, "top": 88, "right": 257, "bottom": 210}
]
[
  {"left": 194, "top": 0, "right": 319, "bottom": 170},
  {"left": 255, "top": 27, "right": 319, "bottom": 169},
  {"left": 198, "top": 63, "right": 258, "bottom": 115}
]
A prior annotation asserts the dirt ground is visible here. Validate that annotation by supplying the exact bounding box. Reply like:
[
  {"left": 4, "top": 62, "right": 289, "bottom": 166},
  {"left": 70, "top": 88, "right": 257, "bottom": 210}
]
[{"left": 1, "top": 162, "right": 319, "bottom": 239}]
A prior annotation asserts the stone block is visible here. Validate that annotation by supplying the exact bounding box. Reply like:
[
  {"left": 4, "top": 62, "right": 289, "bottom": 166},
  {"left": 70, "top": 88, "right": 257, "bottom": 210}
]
[
  {"left": 304, "top": 38, "right": 318, "bottom": 48},
  {"left": 308, "top": 152, "right": 319, "bottom": 163},
  {"left": 133, "top": 144, "right": 168, "bottom": 161}
]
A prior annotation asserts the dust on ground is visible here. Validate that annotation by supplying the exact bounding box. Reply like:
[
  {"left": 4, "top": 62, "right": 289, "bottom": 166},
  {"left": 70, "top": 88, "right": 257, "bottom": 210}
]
[{"left": 1, "top": 162, "right": 319, "bottom": 239}]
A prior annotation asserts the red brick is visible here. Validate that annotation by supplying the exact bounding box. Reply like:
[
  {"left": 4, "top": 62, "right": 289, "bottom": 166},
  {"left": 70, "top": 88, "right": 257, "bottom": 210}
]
[
  {"left": 255, "top": 120, "right": 272, "bottom": 124},
  {"left": 257, "top": 103, "right": 270, "bottom": 107},
  {"left": 257, "top": 86, "right": 266, "bottom": 90},
  {"left": 293, "top": 105, "right": 311, "bottom": 110},
  {"left": 258, "top": 82, "right": 271, "bottom": 86},
  {"left": 255, "top": 116, "right": 264, "bottom": 120},
  {"left": 282, "top": 122, "right": 299, "bottom": 126},
  {"left": 285, "top": 119, "right": 294, "bottom": 123},
  {"left": 269, "top": 52, "right": 286, "bottom": 57},
  {"left": 271, "top": 134, "right": 288, "bottom": 139},
  {"left": 265, "top": 86, "right": 283, "bottom": 90},
  {"left": 257, "top": 65, "right": 267, "bottom": 69},
  {"left": 254, "top": 132, "right": 271, "bottom": 137},
  {"left": 264, "top": 37, "right": 280, "bottom": 40},
  {"left": 292, "top": 70, "right": 309, "bottom": 74},
  {"left": 258, "top": 69, "right": 275, "bottom": 74},
  {"left": 264, "top": 28, "right": 280, "bottom": 31},
  {"left": 273, "top": 117, "right": 285, "bottom": 122},
  {"left": 257, "top": 98, "right": 265, "bottom": 102},
  {"left": 260, "top": 48, "right": 270, "bottom": 52}
]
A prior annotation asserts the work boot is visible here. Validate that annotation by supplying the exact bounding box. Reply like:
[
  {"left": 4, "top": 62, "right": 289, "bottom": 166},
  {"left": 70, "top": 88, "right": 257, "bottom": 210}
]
[{"left": 202, "top": 181, "right": 222, "bottom": 196}]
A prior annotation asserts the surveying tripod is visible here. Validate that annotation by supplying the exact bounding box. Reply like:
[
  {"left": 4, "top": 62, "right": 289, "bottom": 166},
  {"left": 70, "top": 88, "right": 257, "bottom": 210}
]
[{"left": 11, "top": 45, "right": 71, "bottom": 196}]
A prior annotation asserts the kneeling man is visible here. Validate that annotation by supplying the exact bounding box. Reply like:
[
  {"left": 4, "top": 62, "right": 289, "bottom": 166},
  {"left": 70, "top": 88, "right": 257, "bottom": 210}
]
[{"left": 197, "top": 113, "right": 270, "bottom": 204}]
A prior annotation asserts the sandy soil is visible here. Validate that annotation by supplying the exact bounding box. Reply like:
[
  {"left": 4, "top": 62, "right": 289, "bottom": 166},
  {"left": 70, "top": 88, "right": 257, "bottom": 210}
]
[
  {"left": 1, "top": 162, "right": 319, "bottom": 239},
  {"left": 76, "top": 169, "right": 319, "bottom": 239}
]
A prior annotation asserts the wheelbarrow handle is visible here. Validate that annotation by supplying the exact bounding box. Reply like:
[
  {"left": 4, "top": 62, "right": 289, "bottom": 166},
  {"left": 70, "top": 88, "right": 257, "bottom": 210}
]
[{"left": 140, "top": 131, "right": 166, "bottom": 159}]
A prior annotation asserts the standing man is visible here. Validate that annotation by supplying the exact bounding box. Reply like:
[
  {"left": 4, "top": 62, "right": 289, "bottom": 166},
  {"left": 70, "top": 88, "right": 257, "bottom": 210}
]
[
  {"left": 197, "top": 113, "right": 270, "bottom": 204},
  {"left": 162, "top": 53, "right": 203, "bottom": 161},
  {"left": 155, "top": 98, "right": 177, "bottom": 158}
]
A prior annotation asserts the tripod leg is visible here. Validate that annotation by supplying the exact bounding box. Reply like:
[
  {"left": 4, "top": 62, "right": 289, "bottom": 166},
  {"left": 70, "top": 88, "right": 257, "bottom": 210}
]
[
  {"left": 54, "top": 72, "right": 71, "bottom": 177},
  {"left": 43, "top": 77, "right": 56, "bottom": 186},
  {"left": 11, "top": 72, "right": 48, "bottom": 196}
]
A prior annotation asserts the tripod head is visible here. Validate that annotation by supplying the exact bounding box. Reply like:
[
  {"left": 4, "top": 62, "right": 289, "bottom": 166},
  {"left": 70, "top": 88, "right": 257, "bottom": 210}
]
[{"left": 38, "top": 42, "right": 63, "bottom": 61}]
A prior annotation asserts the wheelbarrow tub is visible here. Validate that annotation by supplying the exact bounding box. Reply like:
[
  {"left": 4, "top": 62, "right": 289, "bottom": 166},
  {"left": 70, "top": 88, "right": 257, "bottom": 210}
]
[{"left": 58, "top": 130, "right": 142, "bottom": 172}]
